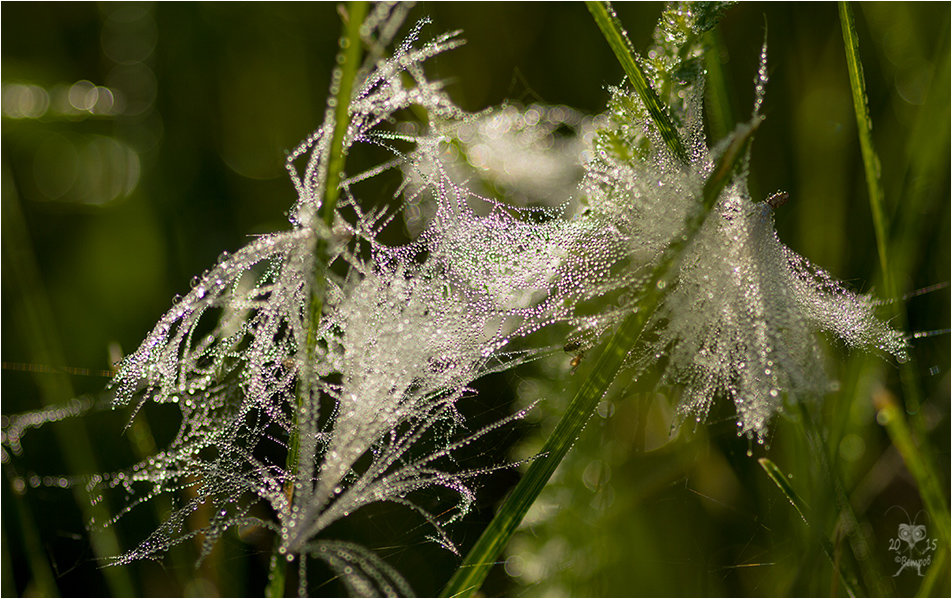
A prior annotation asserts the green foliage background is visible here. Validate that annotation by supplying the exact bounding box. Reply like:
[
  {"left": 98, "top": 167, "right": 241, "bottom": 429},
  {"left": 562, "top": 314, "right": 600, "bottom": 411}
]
[{"left": 2, "top": 2, "right": 948, "bottom": 596}]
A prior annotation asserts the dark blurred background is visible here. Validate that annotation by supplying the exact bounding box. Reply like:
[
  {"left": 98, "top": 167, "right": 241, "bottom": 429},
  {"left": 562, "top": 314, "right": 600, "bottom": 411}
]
[{"left": 2, "top": 2, "right": 949, "bottom": 597}]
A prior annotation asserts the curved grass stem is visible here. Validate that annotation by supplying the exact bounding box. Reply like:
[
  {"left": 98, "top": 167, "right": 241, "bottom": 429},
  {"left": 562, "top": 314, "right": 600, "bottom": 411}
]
[
  {"left": 839, "top": 2, "right": 890, "bottom": 292},
  {"left": 838, "top": 2, "right": 930, "bottom": 437},
  {"left": 874, "top": 389, "right": 951, "bottom": 550},
  {"left": 586, "top": 0, "right": 690, "bottom": 164},
  {"left": 839, "top": 4, "right": 950, "bottom": 575},
  {"left": 440, "top": 118, "right": 760, "bottom": 599}
]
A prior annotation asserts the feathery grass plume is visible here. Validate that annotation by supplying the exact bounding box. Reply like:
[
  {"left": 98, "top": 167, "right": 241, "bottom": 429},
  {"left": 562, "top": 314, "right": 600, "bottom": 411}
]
[
  {"left": 402, "top": 104, "right": 642, "bottom": 344},
  {"left": 401, "top": 103, "right": 594, "bottom": 236},
  {"left": 95, "top": 12, "right": 546, "bottom": 595},
  {"left": 574, "top": 1, "right": 908, "bottom": 441}
]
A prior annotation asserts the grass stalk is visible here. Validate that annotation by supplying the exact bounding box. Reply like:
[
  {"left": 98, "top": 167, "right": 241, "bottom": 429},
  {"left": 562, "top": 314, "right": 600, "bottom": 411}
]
[
  {"left": 265, "top": 3, "right": 368, "bottom": 597},
  {"left": 839, "top": 1, "right": 933, "bottom": 442},
  {"left": 917, "top": 544, "right": 948, "bottom": 597},
  {"left": 838, "top": 1, "right": 890, "bottom": 293},
  {"left": 4, "top": 475, "right": 59, "bottom": 597},
  {"left": 586, "top": 0, "right": 690, "bottom": 164},
  {"left": 440, "top": 118, "right": 760, "bottom": 599},
  {"left": 1, "top": 178, "right": 135, "bottom": 597},
  {"left": 758, "top": 457, "right": 861, "bottom": 597},
  {"left": 305, "top": 0, "right": 369, "bottom": 370},
  {"left": 873, "top": 389, "right": 951, "bottom": 549},
  {"left": 840, "top": 5, "right": 950, "bottom": 576}
]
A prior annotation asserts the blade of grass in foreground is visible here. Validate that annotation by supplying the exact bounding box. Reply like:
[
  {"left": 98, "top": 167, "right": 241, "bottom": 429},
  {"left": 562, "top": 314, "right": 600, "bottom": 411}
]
[
  {"left": 838, "top": 2, "right": 930, "bottom": 436},
  {"left": 873, "top": 388, "right": 951, "bottom": 549},
  {"left": 918, "top": 545, "right": 949, "bottom": 598},
  {"left": 839, "top": 4, "right": 950, "bottom": 574},
  {"left": 586, "top": 0, "right": 690, "bottom": 164},
  {"left": 839, "top": 1, "right": 890, "bottom": 291},
  {"left": 2, "top": 175, "right": 135, "bottom": 597},
  {"left": 3, "top": 475, "right": 58, "bottom": 596},
  {"left": 759, "top": 458, "right": 861, "bottom": 597},
  {"left": 440, "top": 117, "right": 760, "bottom": 599}
]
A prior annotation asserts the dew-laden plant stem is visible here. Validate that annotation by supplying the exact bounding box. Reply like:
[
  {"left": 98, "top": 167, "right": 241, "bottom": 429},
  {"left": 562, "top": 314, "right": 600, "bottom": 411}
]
[
  {"left": 838, "top": 2, "right": 928, "bottom": 433},
  {"left": 586, "top": 0, "right": 690, "bottom": 164},
  {"left": 440, "top": 118, "right": 760, "bottom": 599},
  {"left": 266, "top": 3, "right": 368, "bottom": 597},
  {"left": 304, "top": 0, "right": 370, "bottom": 362},
  {"left": 838, "top": 1, "right": 889, "bottom": 293}
]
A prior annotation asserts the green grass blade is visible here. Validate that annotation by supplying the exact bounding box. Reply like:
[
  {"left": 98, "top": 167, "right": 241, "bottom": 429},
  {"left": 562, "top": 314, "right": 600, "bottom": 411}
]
[
  {"left": 4, "top": 477, "right": 59, "bottom": 597},
  {"left": 758, "top": 457, "right": 809, "bottom": 523},
  {"left": 759, "top": 458, "right": 861, "bottom": 597},
  {"left": 840, "top": 4, "right": 950, "bottom": 573},
  {"left": 2, "top": 175, "right": 136, "bottom": 597},
  {"left": 586, "top": 0, "right": 690, "bottom": 164},
  {"left": 839, "top": 1, "right": 890, "bottom": 292},
  {"left": 838, "top": 4, "right": 932, "bottom": 438},
  {"left": 874, "top": 389, "right": 951, "bottom": 549},
  {"left": 917, "top": 544, "right": 948, "bottom": 597},
  {"left": 440, "top": 118, "right": 760, "bottom": 599},
  {"left": 265, "top": 550, "right": 289, "bottom": 599}
]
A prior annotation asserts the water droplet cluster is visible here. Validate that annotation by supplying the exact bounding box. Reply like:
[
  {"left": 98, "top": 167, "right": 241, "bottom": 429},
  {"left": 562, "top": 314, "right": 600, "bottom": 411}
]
[
  {"left": 1, "top": 4, "right": 910, "bottom": 595},
  {"left": 564, "top": 2, "right": 908, "bottom": 443},
  {"left": 87, "top": 11, "right": 575, "bottom": 593}
]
